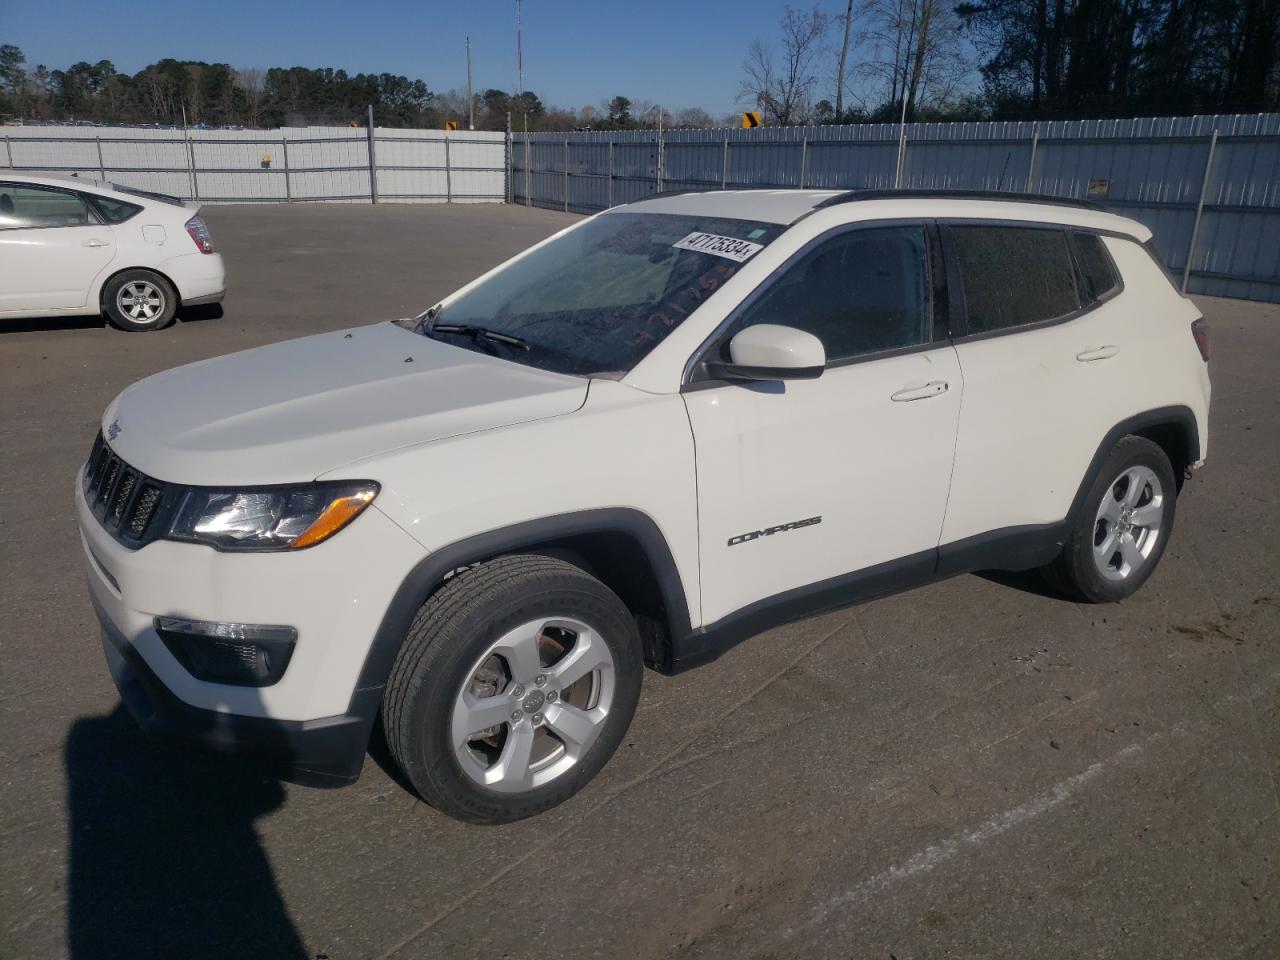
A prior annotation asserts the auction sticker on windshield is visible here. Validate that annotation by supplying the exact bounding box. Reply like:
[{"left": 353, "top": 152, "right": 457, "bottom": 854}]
[{"left": 673, "top": 232, "right": 764, "bottom": 263}]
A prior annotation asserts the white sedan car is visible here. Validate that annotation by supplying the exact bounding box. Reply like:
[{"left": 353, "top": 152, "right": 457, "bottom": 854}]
[{"left": 0, "top": 173, "right": 225, "bottom": 331}]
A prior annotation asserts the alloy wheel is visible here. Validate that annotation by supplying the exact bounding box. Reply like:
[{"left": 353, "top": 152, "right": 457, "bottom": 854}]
[
  {"left": 117, "top": 280, "right": 165, "bottom": 322},
  {"left": 1092, "top": 465, "right": 1164, "bottom": 581},
  {"left": 450, "top": 617, "right": 616, "bottom": 793}
]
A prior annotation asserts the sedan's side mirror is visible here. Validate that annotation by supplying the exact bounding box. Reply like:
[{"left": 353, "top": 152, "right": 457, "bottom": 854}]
[{"left": 709, "top": 324, "right": 826, "bottom": 381}]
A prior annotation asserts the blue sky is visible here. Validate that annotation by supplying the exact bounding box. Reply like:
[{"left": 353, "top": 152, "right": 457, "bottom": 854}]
[{"left": 0, "top": 0, "right": 852, "bottom": 116}]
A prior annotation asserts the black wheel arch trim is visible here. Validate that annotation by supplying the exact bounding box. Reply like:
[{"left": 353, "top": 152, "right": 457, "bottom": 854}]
[
  {"left": 1065, "top": 405, "right": 1199, "bottom": 524},
  {"left": 352, "top": 508, "right": 695, "bottom": 703}
]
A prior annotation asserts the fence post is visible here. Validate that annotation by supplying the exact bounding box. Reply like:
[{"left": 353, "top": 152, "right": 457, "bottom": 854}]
[
  {"left": 563, "top": 140, "right": 570, "bottom": 212},
  {"left": 721, "top": 137, "right": 729, "bottom": 189},
  {"left": 656, "top": 123, "right": 664, "bottom": 193},
  {"left": 366, "top": 104, "right": 379, "bottom": 204},
  {"left": 1181, "top": 129, "right": 1219, "bottom": 294},
  {"left": 894, "top": 123, "right": 909, "bottom": 189},
  {"left": 444, "top": 135, "right": 453, "bottom": 203},
  {"left": 95, "top": 136, "right": 106, "bottom": 180},
  {"left": 185, "top": 132, "right": 199, "bottom": 201},
  {"left": 3, "top": 135, "right": 11, "bottom": 168},
  {"left": 282, "top": 136, "right": 292, "bottom": 202},
  {"left": 799, "top": 137, "right": 808, "bottom": 189},
  {"left": 607, "top": 141, "right": 614, "bottom": 208},
  {"left": 505, "top": 112, "right": 513, "bottom": 204},
  {"left": 1024, "top": 127, "right": 1039, "bottom": 192}
]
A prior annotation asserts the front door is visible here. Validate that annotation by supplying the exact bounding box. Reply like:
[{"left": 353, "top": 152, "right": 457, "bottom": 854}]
[{"left": 683, "top": 223, "right": 963, "bottom": 626}]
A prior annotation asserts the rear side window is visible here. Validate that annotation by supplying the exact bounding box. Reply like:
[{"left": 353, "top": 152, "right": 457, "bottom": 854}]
[
  {"left": 734, "top": 224, "right": 931, "bottom": 362},
  {"left": 949, "top": 225, "right": 1080, "bottom": 334},
  {"left": 1071, "top": 232, "right": 1120, "bottom": 302},
  {"left": 88, "top": 194, "right": 143, "bottom": 224},
  {"left": 0, "top": 183, "right": 93, "bottom": 230}
]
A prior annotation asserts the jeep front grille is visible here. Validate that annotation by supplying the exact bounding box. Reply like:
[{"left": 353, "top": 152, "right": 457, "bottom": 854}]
[{"left": 83, "top": 432, "right": 179, "bottom": 548}]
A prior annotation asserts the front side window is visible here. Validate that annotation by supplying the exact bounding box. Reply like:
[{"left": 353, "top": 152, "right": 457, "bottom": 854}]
[
  {"left": 731, "top": 224, "right": 931, "bottom": 362},
  {"left": 949, "top": 225, "right": 1080, "bottom": 334},
  {"left": 411, "top": 212, "right": 784, "bottom": 376},
  {"left": 0, "top": 184, "right": 93, "bottom": 230}
]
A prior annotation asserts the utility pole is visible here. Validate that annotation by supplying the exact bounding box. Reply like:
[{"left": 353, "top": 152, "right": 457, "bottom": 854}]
[
  {"left": 835, "top": 0, "right": 853, "bottom": 118},
  {"left": 516, "top": 0, "right": 524, "bottom": 98},
  {"left": 466, "top": 36, "right": 475, "bottom": 130}
]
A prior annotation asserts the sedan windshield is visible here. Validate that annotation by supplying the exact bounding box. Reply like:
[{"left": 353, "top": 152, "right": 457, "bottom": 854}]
[{"left": 412, "top": 212, "right": 784, "bottom": 376}]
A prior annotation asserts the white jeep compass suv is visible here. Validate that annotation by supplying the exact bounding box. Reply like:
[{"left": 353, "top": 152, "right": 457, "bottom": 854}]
[{"left": 79, "top": 190, "right": 1211, "bottom": 822}]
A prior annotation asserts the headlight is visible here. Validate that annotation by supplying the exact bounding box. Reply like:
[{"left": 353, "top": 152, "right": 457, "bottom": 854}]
[{"left": 167, "top": 481, "right": 379, "bottom": 552}]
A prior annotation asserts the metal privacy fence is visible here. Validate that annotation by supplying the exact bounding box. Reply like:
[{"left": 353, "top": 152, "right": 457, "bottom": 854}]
[
  {"left": 2, "top": 124, "right": 507, "bottom": 204},
  {"left": 512, "top": 114, "right": 1280, "bottom": 303}
]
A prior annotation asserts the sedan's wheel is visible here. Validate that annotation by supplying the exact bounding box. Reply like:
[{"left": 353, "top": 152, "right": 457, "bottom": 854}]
[
  {"left": 1042, "top": 435, "right": 1177, "bottom": 603},
  {"left": 383, "top": 555, "right": 642, "bottom": 823},
  {"left": 103, "top": 270, "right": 178, "bottom": 331}
]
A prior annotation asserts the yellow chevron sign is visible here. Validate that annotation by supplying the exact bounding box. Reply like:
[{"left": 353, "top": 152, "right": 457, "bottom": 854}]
[
  {"left": 444, "top": 120, "right": 459, "bottom": 131},
  {"left": 742, "top": 111, "right": 762, "bottom": 128}
]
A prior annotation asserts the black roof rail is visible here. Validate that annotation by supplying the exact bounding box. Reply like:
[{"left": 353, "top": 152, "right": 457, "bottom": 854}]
[{"left": 813, "top": 189, "right": 1103, "bottom": 211}]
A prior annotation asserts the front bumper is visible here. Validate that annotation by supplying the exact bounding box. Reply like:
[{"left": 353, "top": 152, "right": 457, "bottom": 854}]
[
  {"left": 94, "top": 589, "right": 377, "bottom": 786},
  {"left": 77, "top": 469, "right": 428, "bottom": 785}
]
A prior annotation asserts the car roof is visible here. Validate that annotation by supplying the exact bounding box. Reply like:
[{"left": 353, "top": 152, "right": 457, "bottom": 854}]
[
  {"left": 618, "top": 188, "right": 1152, "bottom": 241},
  {"left": 1, "top": 171, "right": 118, "bottom": 194}
]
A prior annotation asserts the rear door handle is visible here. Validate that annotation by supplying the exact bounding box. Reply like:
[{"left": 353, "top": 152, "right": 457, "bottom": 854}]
[
  {"left": 1076, "top": 345, "right": 1118, "bottom": 362},
  {"left": 891, "top": 380, "right": 949, "bottom": 402},
  {"left": 82, "top": 238, "right": 111, "bottom": 248}
]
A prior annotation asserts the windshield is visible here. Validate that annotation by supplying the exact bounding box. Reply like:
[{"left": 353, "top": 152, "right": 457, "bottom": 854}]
[{"left": 412, "top": 212, "right": 785, "bottom": 376}]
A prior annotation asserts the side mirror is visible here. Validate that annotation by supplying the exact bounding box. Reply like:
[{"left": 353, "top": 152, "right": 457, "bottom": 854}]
[{"left": 709, "top": 324, "right": 826, "bottom": 381}]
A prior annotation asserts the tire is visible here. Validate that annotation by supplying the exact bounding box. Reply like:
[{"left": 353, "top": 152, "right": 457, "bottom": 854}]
[
  {"left": 383, "top": 554, "right": 643, "bottom": 824},
  {"left": 1042, "top": 435, "right": 1177, "bottom": 603},
  {"left": 103, "top": 270, "right": 178, "bottom": 332}
]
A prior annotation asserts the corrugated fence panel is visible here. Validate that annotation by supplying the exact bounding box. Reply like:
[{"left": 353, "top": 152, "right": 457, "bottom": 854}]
[
  {"left": 2, "top": 125, "right": 505, "bottom": 204},
  {"left": 511, "top": 113, "right": 1279, "bottom": 302}
]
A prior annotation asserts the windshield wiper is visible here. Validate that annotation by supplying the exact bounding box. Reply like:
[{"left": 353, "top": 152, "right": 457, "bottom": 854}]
[{"left": 429, "top": 323, "right": 530, "bottom": 351}]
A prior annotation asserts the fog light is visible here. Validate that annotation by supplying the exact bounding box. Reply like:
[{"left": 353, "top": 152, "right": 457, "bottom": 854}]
[{"left": 155, "top": 617, "right": 297, "bottom": 687}]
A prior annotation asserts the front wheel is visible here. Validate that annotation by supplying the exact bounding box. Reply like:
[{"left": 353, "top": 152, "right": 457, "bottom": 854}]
[
  {"left": 1042, "top": 435, "right": 1177, "bottom": 603},
  {"left": 383, "top": 555, "right": 643, "bottom": 823},
  {"left": 103, "top": 270, "right": 178, "bottom": 332}
]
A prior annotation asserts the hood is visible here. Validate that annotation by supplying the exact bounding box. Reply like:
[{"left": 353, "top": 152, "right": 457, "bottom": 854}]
[{"left": 103, "top": 322, "right": 587, "bottom": 486}]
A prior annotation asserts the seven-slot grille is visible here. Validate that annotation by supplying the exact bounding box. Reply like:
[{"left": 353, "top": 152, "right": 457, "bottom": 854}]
[{"left": 83, "top": 432, "right": 176, "bottom": 547}]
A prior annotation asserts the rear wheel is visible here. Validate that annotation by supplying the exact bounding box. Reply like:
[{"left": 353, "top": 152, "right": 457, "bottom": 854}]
[
  {"left": 383, "top": 555, "right": 643, "bottom": 823},
  {"left": 103, "top": 270, "right": 178, "bottom": 332},
  {"left": 1043, "top": 435, "right": 1177, "bottom": 602}
]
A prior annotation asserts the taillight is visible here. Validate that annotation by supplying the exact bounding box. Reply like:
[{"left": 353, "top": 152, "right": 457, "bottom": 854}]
[
  {"left": 1190, "top": 317, "right": 1209, "bottom": 362},
  {"left": 185, "top": 215, "right": 214, "bottom": 254}
]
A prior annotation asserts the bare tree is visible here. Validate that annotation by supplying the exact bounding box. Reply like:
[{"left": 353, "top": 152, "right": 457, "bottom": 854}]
[
  {"left": 740, "top": 5, "right": 831, "bottom": 125},
  {"left": 235, "top": 68, "right": 266, "bottom": 127},
  {"left": 864, "top": 0, "right": 970, "bottom": 116}
]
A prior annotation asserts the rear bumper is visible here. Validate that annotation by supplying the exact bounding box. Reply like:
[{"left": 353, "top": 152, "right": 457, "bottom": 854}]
[
  {"left": 158, "top": 251, "right": 226, "bottom": 305},
  {"left": 93, "top": 588, "right": 377, "bottom": 787}
]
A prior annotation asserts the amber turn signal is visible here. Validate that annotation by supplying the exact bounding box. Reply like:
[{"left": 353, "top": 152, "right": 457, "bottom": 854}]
[{"left": 290, "top": 490, "right": 377, "bottom": 549}]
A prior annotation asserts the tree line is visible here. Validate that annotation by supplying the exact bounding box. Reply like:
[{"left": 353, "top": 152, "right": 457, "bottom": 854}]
[
  {"left": 744, "top": 0, "right": 1278, "bottom": 125},
  {"left": 2, "top": 0, "right": 1276, "bottom": 133}
]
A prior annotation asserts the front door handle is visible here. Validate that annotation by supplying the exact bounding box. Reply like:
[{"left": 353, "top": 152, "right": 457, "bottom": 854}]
[
  {"left": 891, "top": 380, "right": 949, "bottom": 402},
  {"left": 1076, "top": 345, "right": 1118, "bottom": 362},
  {"left": 82, "top": 238, "right": 111, "bottom": 248}
]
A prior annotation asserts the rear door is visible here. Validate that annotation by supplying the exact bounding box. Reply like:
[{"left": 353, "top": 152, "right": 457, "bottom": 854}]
[
  {"left": 683, "top": 222, "right": 964, "bottom": 626},
  {"left": 938, "top": 222, "right": 1130, "bottom": 548},
  {"left": 0, "top": 182, "right": 116, "bottom": 312}
]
